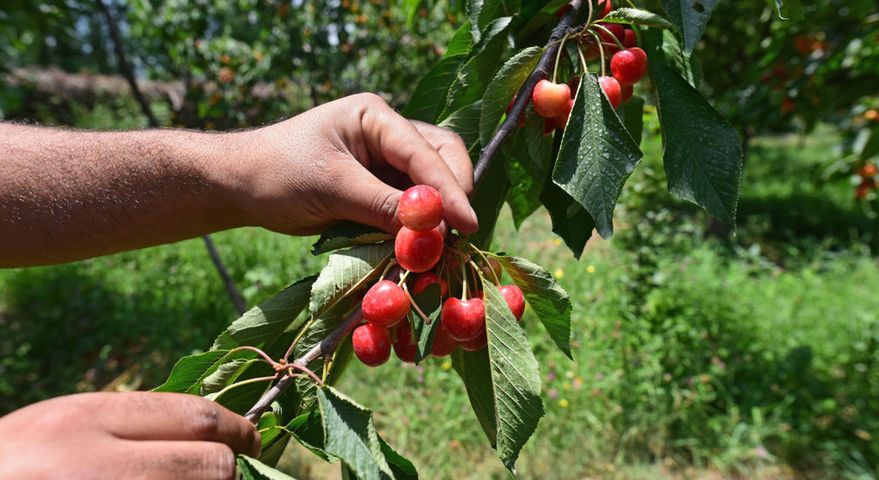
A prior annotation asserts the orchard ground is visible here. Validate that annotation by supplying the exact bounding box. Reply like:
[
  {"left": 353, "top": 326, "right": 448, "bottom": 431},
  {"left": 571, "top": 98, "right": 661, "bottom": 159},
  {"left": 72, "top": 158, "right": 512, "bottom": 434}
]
[{"left": 1, "top": 127, "right": 878, "bottom": 479}]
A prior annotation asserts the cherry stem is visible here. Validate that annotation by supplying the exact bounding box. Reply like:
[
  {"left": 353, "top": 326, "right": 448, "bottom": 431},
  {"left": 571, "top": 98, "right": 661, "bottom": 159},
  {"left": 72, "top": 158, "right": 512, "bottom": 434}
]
[
  {"left": 397, "top": 270, "right": 411, "bottom": 286},
  {"left": 585, "top": 0, "right": 595, "bottom": 28},
  {"left": 552, "top": 33, "right": 570, "bottom": 83},
  {"left": 287, "top": 363, "right": 324, "bottom": 386},
  {"left": 402, "top": 282, "right": 434, "bottom": 325},
  {"left": 460, "top": 262, "right": 469, "bottom": 300},
  {"left": 577, "top": 46, "right": 590, "bottom": 74},
  {"left": 469, "top": 245, "right": 503, "bottom": 286},
  {"left": 229, "top": 346, "right": 279, "bottom": 367},
  {"left": 593, "top": 23, "right": 626, "bottom": 51},
  {"left": 589, "top": 30, "right": 607, "bottom": 76}
]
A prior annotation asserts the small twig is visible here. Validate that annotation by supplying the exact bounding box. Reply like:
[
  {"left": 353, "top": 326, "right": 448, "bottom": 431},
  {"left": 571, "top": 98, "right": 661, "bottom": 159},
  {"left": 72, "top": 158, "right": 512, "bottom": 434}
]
[
  {"left": 287, "top": 364, "right": 324, "bottom": 386},
  {"left": 473, "top": 0, "right": 583, "bottom": 184},
  {"left": 244, "top": 267, "right": 401, "bottom": 423},
  {"left": 402, "top": 282, "right": 433, "bottom": 325}
]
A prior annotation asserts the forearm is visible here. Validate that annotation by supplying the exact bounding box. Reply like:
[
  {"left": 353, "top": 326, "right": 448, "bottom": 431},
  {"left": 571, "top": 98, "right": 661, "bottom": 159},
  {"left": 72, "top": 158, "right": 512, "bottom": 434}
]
[{"left": 0, "top": 123, "right": 249, "bottom": 267}]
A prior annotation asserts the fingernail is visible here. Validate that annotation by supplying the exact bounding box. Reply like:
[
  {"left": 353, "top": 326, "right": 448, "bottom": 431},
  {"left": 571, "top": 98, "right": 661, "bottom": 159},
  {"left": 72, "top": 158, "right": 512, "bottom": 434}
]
[{"left": 468, "top": 206, "right": 479, "bottom": 228}]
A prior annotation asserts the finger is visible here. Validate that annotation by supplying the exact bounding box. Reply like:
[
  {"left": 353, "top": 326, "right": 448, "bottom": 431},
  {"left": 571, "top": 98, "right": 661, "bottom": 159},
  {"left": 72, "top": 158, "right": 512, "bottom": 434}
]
[
  {"left": 409, "top": 120, "right": 474, "bottom": 196},
  {"left": 354, "top": 93, "right": 478, "bottom": 233},
  {"left": 124, "top": 440, "right": 236, "bottom": 480},
  {"left": 330, "top": 164, "right": 403, "bottom": 233},
  {"left": 98, "top": 392, "right": 260, "bottom": 457}
]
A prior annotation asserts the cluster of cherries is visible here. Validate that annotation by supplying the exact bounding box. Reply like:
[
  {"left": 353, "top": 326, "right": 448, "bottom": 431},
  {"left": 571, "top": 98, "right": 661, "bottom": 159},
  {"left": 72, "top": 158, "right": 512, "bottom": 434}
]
[
  {"left": 855, "top": 163, "right": 877, "bottom": 200},
  {"left": 515, "top": 0, "right": 648, "bottom": 135},
  {"left": 351, "top": 185, "right": 526, "bottom": 367}
]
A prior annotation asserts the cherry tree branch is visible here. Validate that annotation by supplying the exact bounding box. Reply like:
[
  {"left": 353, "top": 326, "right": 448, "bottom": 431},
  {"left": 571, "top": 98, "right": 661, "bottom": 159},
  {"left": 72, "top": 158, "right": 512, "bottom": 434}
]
[
  {"left": 473, "top": 0, "right": 583, "bottom": 184},
  {"left": 243, "top": 2, "right": 584, "bottom": 424}
]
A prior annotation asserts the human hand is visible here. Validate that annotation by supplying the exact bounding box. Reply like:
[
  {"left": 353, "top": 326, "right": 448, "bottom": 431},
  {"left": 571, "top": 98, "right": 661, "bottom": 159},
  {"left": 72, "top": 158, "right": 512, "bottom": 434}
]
[
  {"left": 222, "top": 93, "right": 478, "bottom": 236},
  {"left": 0, "top": 392, "right": 260, "bottom": 479}
]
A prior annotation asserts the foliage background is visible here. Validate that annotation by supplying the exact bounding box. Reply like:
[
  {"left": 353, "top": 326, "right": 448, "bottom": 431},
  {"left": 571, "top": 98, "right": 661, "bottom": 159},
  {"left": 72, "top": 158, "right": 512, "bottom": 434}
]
[{"left": 1, "top": 1, "right": 878, "bottom": 478}]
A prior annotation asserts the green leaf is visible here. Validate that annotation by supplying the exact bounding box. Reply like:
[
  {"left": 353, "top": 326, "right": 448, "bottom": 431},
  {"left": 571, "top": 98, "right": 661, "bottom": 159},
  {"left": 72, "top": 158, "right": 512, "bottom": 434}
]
[
  {"left": 410, "top": 283, "right": 443, "bottom": 363},
  {"left": 438, "top": 101, "right": 483, "bottom": 149},
  {"left": 620, "top": 96, "right": 645, "bottom": 146},
  {"left": 451, "top": 348, "right": 498, "bottom": 447},
  {"left": 312, "top": 223, "right": 392, "bottom": 256},
  {"left": 644, "top": 30, "right": 743, "bottom": 225},
  {"left": 858, "top": 126, "right": 879, "bottom": 162},
  {"left": 539, "top": 179, "right": 596, "bottom": 259},
  {"left": 237, "top": 455, "right": 298, "bottom": 480},
  {"left": 213, "top": 276, "right": 316, "bottom": 350},
  {"left": 601, "top": 7, "right": 674, "bottom": 29},
  {"left": 490, "top": 253, "right": 572, "bottom": 358},
  {"left": 153, "top": 350, "right": 231, "bottom": 393},
  {"left": 468, "top": 0, "right": 515, "bottom": 42},
  {"left": 309, "top": 243, "right": 393, "bottom": 316},
  {"left": 380, "top": 437, "right": 419, "bottom": 480},
  {"left": 471, "top": 146, "right": 511, "bottom": 249},
  {"left": 403, "top": 54, "right": 469, "bottom": 123},
  {"left": 660, "top": 29, "right": 698, "bottom": 86},
  {"left": 482, "top": 282, "right": 544, "bottom": 472},
  {"left": 553, "top": 74, "right": 642, "bottom": 238},
  {"left": 257, "top": 412, "right": 291, "bottom": 467},
  {"left": 317, "top": 386, "right": 394, "bottom": 480},
  {"left": 660, "top": 0, "right": 719, "bottom": 54},
  {"left": 506, "top": 120, "right": 550, "bottom": 228},
  {"left": 293, "top": 299, "right": 357, "bottom": 408},
  {"left": 404, "top": 0, "right": 422, "bottom": 27},
  {"left": 445, "top": 21, "right": 474, "bottom": 57},
  {"left": 441, "top": 17, "right": 511, "bottom": 119},
  {"left": 201, "top": 358, "right": 254, "bottom": 394},
  {"left": 479, "top": 47, "right": 544, "bottom": 145},
  {"left": 288, "top": 409, "right": 332, "bottom": 462}
]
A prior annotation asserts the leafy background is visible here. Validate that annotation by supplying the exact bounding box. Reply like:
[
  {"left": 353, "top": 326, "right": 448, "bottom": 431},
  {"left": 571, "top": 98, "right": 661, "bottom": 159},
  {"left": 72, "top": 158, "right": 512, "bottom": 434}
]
[{"left": 2, "top": 0, "right": 879, "bottom": 478}]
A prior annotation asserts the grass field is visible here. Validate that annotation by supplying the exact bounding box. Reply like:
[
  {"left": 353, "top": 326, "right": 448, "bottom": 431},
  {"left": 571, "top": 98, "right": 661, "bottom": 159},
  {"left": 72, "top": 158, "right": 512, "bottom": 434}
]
[{"left": 1, "top": 129, "right": 877, "bottom": 479}]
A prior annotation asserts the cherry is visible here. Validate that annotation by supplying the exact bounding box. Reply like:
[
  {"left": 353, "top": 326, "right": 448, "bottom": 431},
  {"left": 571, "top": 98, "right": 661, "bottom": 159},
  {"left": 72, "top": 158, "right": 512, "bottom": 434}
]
[
  {"left": 498, "top": 285, "right": 526, "bottom": 320},
  {"left": 598, "top": 23, "right": 625, "bottom": 55},
  {"left": 610, "top": 47, "right": 648, "bottom": 87},
  {"left": 857, "top": 164, "right": 877, "bottom": 178},
  {"left": 855, "top": 179, "right": 874, "bottom": 199},
  {"left": 412, "top": 272, "right": 449, "bottom": 297},
  {"left": 441, "top": 297, "right": 486, "bottom": 341},
  {"left": 555, "top": 98, "right": 575, "bottom": 130},
  {"left": 532, "top": 79, "right": 571, "bottom": 118},
  {"left": 430, "top": 323, "right": 458, "bottom": 357},
  {"left": 598, "top": 0, "right": 613, "bottom": 18},
  {"left": 598, "top": 76, "right": 622, "bottom": 109},
  {"left": 480, "top": 258, "right": 502, "bottom": 279},
  {"left": 352, "top": 323, "right": 391, "bottom": 367},
  {"left": 395, "top": 226, "right": 444, "bottom": 273},
  {"left": 623, "top": 28, "right": 638, "bottom": 49},
  {"left": 392, "top": 324, "right": 417, "bottom": 363},
  {"left": 361, "top": 280, "right": 409, "bottom": 328},
  {"left": 620, "top": 84, "right": 633, "bottom": 103},
  {"left": 398, "top": 185, "right": 443, "bottom": 231},
  {"left": 459, "top": 329, "right": 487, "bottom": 352}
]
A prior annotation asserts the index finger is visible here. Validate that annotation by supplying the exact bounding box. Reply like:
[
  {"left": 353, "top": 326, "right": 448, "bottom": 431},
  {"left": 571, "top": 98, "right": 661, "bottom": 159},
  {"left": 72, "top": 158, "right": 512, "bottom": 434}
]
[
  {"left": 355, "top": 94, "right": 478, "bottom": 233},
  {"left": 96, "top": 392, "right": 260, "bottom": 457}
]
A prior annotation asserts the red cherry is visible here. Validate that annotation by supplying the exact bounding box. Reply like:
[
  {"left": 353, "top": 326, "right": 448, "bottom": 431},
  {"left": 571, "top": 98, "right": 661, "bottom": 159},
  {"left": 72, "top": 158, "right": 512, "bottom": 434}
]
[
  {"left": 623, "top": 28, "right": 638, "bottom": 49},
  {"left": 857, "top": 164, "right": 877, "bottom": 178},
  {"left": 532, "top": 79, "right": 571, "bottom": 118},
  {"left": 441, "top": 297, "right": 486, "bottom": 341},
  {"left": 395, "top": 226, "right": 444, "bottom": 273},
  {"left": 352, "top": 323, "right": 391, "bottom": 367},
  {"left": 555, "top": 98, "right": 575, "bottom": 130},
  {"left": 459, "top": 329, "right": 487, "bottom": 352},
  {"left": 430, "top": 323, "right": 458, "bottom": 357},
  {"left": 398, "top": 185, "right": 443, "bottom": 231},
  {"left": 621, "top": 84, "right": 633, "bottom": 103},
  {"left": 598, "top": 0, "right": 613, "bottom": 18},
  {"left": 598, "top": 76, "right": 622, "bottom": 109},
  {"left": 361, "top": 280, "right": 409, "bottom": 328},
  {"left": 498, "top": 285, "right": 526, "bottom": 320},
  {"left": 412, "top": 272, "right": 449, "bottom": 297},
  {"left": 392, "top": 323, "right": 417, "bottom": 363},
  {"left": 598, "top": 23, "right": 625, "bottom": 55},
  {"left": 610, "top": 47, "right": 648, "bottom": 87}
]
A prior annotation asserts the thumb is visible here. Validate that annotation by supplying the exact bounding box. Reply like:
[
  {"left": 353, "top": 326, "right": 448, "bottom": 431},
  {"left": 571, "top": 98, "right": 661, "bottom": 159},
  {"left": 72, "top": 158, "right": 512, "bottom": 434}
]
[{"left": 332, "top": 173, "right": 403, "bottom": 234}]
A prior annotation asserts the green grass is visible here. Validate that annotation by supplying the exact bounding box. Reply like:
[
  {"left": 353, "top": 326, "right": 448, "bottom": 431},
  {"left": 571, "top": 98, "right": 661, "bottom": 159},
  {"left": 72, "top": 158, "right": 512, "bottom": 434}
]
[{"left": 1, "top": 128, "right": 878, "bottom": 479}]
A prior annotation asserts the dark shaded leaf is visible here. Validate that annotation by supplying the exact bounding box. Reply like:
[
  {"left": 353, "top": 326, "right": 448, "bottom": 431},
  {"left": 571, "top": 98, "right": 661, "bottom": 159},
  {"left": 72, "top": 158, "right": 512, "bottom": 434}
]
[
  {"left": 451, "top": 348, "right": 498, "bottom": 447},
  {"left": 601, "top": 7, "right": 674, "bottom": 28},
  {"left": 410, "top": 283, "right": 443, "bottom": 362},
  {"left": 660, "top": 0, "right": 720, "bottom": 53},
  {"left": 312, "top": 223, "right": 392, "bottom": 256},
  {"left": 479, "top": 46, "right": 543, "bottom": 145}
]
